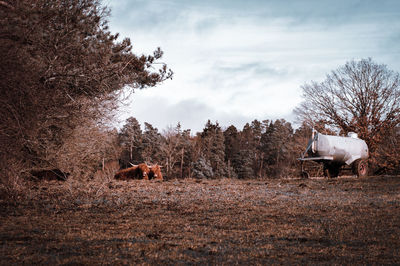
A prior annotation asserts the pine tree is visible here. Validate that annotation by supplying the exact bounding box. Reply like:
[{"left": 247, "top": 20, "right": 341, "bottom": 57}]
[
  {"left": 118, "top": 117, "right": 143, "bottom": 167},
  {"left": 141, "top": 122, "right": 163, "bottom": 164},
  {"left": 199, "top": 120, "right": 228, "bottom": 178},
  {"left": 192, "top": 157, "right": 214, "bottom": 179},
  {"left": 224, "top": 125, "right": 241, "bottom": 178},
  {"left": 261, "top": 119, "right": 294, "bottom": 178},
  {"left": 236, "top": 120, "right": 265, "bottom": 178}
]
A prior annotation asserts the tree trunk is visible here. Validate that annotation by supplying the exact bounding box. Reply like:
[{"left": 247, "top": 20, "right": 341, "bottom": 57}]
[
  {"left": 227, "top": 159, "right": 231, "bottom": 179},
  {"left": 129, "top": 143, "right": 133, "bottom": 162},
  {"left": 166, "top": 157, "right": 169, "bottom": 176},
  {"left": 180, "top": 147, "right": 184, "bottom": 178}
]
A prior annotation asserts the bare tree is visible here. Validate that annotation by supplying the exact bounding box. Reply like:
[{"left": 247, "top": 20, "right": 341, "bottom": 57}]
[
  {"left": 160, "top": 123, "right": 196, "bottom": 178},
  {"left": 57, "top": 120, "right": 120, "bottom": 179},
  {"left": 295, "top": 58, "right": 400, "bottom": 168},
  {"left": 161, "top": 125, "right": 184, "bottom": 177},
  {"left": 373, "top": 126, "right": 400, "bottom": 174}
]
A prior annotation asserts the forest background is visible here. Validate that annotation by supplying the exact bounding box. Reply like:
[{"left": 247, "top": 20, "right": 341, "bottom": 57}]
[{"left": 1, "top": 0, "right": 399, "bottom": 191}]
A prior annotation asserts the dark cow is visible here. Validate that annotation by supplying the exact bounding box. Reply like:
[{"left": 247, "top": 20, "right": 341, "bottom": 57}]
[
  {"left": 148, "top": 164, "right": 163, "bottom": 180},
  {"left": 114, "top": 163, "right": 150, "bottom": 180},
  {"left": 31, "top": 169, "right": 70, "bottom": 181}
]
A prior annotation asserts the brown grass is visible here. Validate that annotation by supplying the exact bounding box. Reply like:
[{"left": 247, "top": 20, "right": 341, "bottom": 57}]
[{"left": 1, "top": 176, "right": 399, "bottom": 264}]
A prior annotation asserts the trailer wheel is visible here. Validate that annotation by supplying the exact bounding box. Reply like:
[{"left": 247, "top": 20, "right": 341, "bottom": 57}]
[
  {"left": 353, "top": 159, "right": 368, "bottom": 177},
  {"left": 324, "top": 163, "right": 339, "bottom": 178}
]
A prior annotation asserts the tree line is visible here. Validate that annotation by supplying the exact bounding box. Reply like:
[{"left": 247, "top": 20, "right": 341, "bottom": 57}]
[
  {"left": 113, "top": 117, "right": 400, "bottom": 179},
  {"left": 1, "top": 0, "right": 399, "bottom": 187}
]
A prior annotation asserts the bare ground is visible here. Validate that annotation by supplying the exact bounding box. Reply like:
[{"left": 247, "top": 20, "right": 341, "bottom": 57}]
[{"left": 1, "top": 175, "right": 399, "bottom": 264}]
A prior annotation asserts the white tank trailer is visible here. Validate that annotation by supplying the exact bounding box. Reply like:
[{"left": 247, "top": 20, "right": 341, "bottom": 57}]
[{"left": 299, "top": 130, "right": 369, "bottom": 178}]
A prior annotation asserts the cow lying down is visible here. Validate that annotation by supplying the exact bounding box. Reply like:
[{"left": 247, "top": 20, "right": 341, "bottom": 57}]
[
  {"left": 114, "top": 163, "right": 163, "bottom": 180},
  {"left": 148, "top": 164, "right": 163, "bottom": 180}
]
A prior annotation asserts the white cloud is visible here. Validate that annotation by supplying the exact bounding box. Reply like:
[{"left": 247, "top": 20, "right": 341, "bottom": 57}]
[
  {"left": 109, "top": 0, "right": 400, "bottom": 133},
  {"left": 118, "top": 96, "right": 254, "bottom": 133}
]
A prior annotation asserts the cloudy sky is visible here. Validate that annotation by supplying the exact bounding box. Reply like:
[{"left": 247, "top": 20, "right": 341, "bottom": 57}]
[{"left": 107, "top": 0, "right": 400, "bottom": 133}]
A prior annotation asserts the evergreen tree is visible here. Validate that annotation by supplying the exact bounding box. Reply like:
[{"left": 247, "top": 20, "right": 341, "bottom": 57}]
[
  {"left": 223, "top": 125, "right": 241, "bottom": 178},
  {"left": 235, "top": 150, "right": 254, "bottom": 179},
  {"left": 141, "top": 122, "right": 163, "bottom": 164},
  {"left": 199, "top": 120, "right": 228, "bottom": 178},
  {"left": 261, "top": 119, "right": 294, "bottom": 178},
  {"left": 118, "top": 117, "right": 143, "bottom": 167},
  {"left": 192, "top": 156, "right": 214, "bottom": 179},
  {"left": 237, "top": 123, "right": 255, "bottom": 178},
  {"left": 250, "top": 120, "right": 264, "bottom": 177},
  {"left": 236, "top": 120, "right": 264, "bottom": 178}
]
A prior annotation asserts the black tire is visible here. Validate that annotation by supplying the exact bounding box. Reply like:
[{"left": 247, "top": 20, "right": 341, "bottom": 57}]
[
  {"left": 324, "top": 163, "right": 340, "bottom": 178},
  {"left": 352, "top": 159, "right": 368, "bottom": 177}
]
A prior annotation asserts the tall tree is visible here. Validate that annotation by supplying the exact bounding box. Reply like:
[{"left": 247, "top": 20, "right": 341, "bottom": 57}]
[
  {"left": 249, "top": 120, "right": 264, "bottom": 177},
  {"left": 261, "top": 119, "right": 294, "bottom": 178},
  {"left": 294, "top": 58, "right": 400, "bottom": 168},
  {"left": 118, "top": 117, "right": 143, "bottom": 167},
  {"left": 199, "top": 120, "right": 228, "bottom": 178},
  {"left": 234, "top": 120, "right": 265, "bottom": 178},
  {"left": 237, "top": 123, "right": 257, "bottom": 178},
  {"left": 181, "top": 129, "right": 196, "bottom": 178},
  {"left": 161, "top": 124, "right": 193, "bottom": 178},
  {"left": 141, "top": 122, "right": 163, "bottom": 164},
  {"left": 161, "top": 124, "right": 183, "bottom": 177},
  {"left": 0, "top": 0, "right": 172, "bottom": 179},
  {"left": 224, "top": 125, "right": 241, "bottom": 178}
]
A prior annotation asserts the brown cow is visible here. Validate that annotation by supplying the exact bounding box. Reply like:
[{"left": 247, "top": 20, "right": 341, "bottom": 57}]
[
  {"left": 114, "top": 163, "right": 150, "bottom": 180},
  {"left": 148, "top": 164, "right": 163, "bottom": 180}
]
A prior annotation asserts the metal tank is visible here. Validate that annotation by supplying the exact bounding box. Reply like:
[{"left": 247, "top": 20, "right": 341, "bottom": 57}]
[{"left": 299, "top": 130, "right": 369, "bottom": 178}]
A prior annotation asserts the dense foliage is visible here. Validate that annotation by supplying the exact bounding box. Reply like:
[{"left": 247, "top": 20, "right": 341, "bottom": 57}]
[
  {"left": 116, "top": 118, "right": 304, "bottom": 179},
  {"left": 0, "top": 0, "right": 171, "bottom": 181},
  {"left": 115, "top": 116, "right": 400, "bottom": 179},
  {"left": 1, "top": 0, "right": 398, "bottom": 186}
]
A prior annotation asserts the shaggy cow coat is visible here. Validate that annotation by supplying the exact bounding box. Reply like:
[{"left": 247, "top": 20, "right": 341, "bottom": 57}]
[
  {"left": 148, "top": 164, "right": 163, "bottom": 180},
  {"left": 114, "top": 163, "right": 150, "bottom": 180}
]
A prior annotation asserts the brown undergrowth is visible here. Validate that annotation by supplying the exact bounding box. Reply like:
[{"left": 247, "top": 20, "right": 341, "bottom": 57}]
[{"left": 0, "top": 176, "right": 399, "bottom": 264}]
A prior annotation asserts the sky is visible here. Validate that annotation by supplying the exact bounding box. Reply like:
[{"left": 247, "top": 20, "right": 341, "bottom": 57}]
[{"left": 107, "top": 0, "right": 400, "bottom": 133}]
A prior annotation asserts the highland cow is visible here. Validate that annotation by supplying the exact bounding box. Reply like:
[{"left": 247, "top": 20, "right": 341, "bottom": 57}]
[
  {"left": 149, "top": 164, "right": 163, "bottom": 180},
  {"left": 114, "top": 163, "right": 150, "bottom": 180}
]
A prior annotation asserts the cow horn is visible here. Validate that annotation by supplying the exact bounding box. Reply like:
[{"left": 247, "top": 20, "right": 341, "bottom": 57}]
[{"left": 129, "top": 163, "right": 138, "bottom": 167}]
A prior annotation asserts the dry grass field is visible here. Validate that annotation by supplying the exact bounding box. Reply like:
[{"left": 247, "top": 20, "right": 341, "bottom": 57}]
[{"left": 1, "top": 175, "right": 399, "bottom": 264}]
